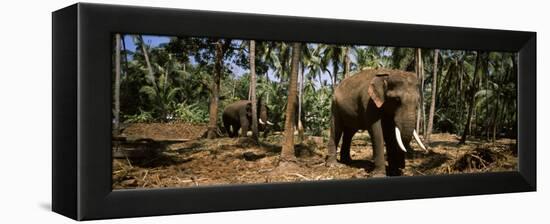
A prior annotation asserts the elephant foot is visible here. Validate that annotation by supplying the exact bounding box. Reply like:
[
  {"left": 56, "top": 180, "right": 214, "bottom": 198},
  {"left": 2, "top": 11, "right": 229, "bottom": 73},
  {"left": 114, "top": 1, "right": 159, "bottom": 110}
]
[
  {"left": 339, "top": 156, "right": 352, "bottom": 164},
  {"left": 386, "top": 168, "right": 403, "bottom": 176}
]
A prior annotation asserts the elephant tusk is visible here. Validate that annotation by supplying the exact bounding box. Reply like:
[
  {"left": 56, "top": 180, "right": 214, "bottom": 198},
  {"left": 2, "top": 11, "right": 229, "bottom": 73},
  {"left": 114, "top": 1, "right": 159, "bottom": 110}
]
[
  {"left": 395, "top": 127, "right": 407, "bottom": 152},
  {"left": 413, "top": 129, "right": 428, "bottom": 151},
  {"left": 266, "top": 120, "right": 274, "bottom": 125},
  {"left": 258, "top": 119, "right": 265, "bottom": 125}
]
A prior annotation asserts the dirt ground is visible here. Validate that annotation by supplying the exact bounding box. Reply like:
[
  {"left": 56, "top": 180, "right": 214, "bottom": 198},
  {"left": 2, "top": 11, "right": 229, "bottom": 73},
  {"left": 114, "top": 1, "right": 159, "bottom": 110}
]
[{"left": 112, "top": 123, "right": 517, "bottom": 189}]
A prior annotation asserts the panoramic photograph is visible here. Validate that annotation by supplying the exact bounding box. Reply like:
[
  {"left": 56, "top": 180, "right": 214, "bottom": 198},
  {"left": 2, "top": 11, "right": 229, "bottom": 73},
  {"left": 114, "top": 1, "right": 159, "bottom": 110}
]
[{"left": 111, "top": 34, "right": 518, "bottom": 189}]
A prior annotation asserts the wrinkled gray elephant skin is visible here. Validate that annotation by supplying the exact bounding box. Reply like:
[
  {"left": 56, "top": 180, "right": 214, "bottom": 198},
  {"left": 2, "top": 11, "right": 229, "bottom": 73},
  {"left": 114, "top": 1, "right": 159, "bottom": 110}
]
[
  {"left": 222, "top": 98, "right": 273, "bottom": 138},
  {"left": 327, "top": 69, "right": 426, "bottom": 176}
]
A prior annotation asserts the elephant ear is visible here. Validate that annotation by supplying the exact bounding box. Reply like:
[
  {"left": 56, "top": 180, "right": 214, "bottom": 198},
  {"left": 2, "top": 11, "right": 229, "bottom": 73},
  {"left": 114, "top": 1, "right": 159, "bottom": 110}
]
[{"left": 368, "top": 74, "right": 388, "bottom": 108}]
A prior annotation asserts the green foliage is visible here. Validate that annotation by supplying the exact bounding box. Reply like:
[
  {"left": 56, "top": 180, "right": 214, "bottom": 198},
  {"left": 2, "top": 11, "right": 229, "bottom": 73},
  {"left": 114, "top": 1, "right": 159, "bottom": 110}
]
[
  {"left": 354, "top": 46, "right": 392, "bottom": 70},
  {"left": 114, "top": 34, "right": 518, "bottom": 141},
  {"left": 302, "top": 85, "right": 331, "bottom": 136},
  {"left": 174, "top": 102, "right": 209, "bottom": 123},
  {"left": 138, "top": 52, "right": 183, "bottom": 121},
  {"left": 124, "top": 109, "right": 154, "bottom": 123}
]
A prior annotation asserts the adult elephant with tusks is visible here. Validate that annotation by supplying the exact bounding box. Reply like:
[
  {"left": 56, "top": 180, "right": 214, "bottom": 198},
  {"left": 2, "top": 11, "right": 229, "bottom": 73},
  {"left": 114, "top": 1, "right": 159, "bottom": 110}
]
[
  {"left": 327, "top": 69, "right": 427, "bottom": 176},
  {"left": 222, "top": 97, "right": 274, "bottom": 138}
]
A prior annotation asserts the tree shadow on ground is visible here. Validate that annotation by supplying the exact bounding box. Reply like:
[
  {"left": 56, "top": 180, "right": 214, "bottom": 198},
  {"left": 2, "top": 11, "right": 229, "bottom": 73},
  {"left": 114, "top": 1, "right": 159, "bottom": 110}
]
[
  {"left": 128, "top": 153, "right": 194, "bottom": 168},
  {"left": 410, "top": 150, "right": 451, "bottom": 172},
  {"left": 341, "top": 159, "right": 375, "bottom": 172},
  {"left": 259, "top": 142, "right": 282, "bottom": 153},
  {"left": 428, "top": 141, "right": 460, "bottom": 148},
  {"left": 173, "top": 140, "right": 205, "bottom": 153}
]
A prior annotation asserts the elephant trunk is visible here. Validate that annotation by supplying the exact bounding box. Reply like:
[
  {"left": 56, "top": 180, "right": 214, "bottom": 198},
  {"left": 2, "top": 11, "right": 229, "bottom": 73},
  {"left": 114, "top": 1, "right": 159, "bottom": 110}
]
[
  {"left": 395, "top": 117, "right": 429, "bottom": 152},
  {"left": 258, "top": 105, "right": 274, "bottom": 126},
  {"left": 395, "top": 120, "right": 415, "bottom": 152}
]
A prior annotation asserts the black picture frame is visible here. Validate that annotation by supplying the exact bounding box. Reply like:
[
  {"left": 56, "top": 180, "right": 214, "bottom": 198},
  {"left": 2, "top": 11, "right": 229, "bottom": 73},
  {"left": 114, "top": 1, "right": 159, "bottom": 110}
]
[{"left": 52, "top": 3, "right": 536, "bottom": 221}]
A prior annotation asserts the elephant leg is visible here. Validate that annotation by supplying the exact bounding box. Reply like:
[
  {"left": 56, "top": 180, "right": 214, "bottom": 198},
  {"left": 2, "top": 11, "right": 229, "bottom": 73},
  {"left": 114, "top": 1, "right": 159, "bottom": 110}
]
[
  {"left": 232, "top": 124, "right": 240, "bottom": 138},
  {"left": 367, "top": 119, "right": 386, "bottom": 175},
  {"left": 240, "top": 118, "right": 250, "bottom": 137},
  {"left": 386, "top": 140, "right": 405, "bottom": 176},
  {"left": 223, "top": 118, "right": 233, "bottom": 137},
  {"left": 262, "top": 126, "right": 269, "bottom": 138},
  {"left": 340, "top": 129, "right": 356, "bottom": 163},
  {"left": 327, "top": 115, "right": 343, "bottom": 164},
  {"left": 381, "top": 119, "right": 404, "bottom": 176}
]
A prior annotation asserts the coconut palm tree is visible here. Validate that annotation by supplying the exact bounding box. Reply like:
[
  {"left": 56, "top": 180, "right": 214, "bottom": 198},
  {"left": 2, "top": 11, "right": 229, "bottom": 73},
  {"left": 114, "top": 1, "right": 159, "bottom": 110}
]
[
  {"left": 113, "top": 33, "right": 122, "bottom": 134},
  {"left": 139, "top": 53, "right": 183, "bottom": 121},
  {"left": 281, "top": 42, "right": 301, "bottom": 163},
  {"left": 207, "top": 39, "right": 232, "bottom": 139},
  {"left": 426, "top": 49, "right": 439, "bottom": 142},
  {"left": 460, "top": 51, "right": 487, "bottom": 144},
  {"left": 474, "top": 52, "right": 516, "bottom": 142},
  {"left": 318, "top": 44, "right": 346, "bottom": 90},
  {"left": 249, "top": 40, "right": 259, "bottom": 141},
  {"left": 343, "top": 46, "right": 351, "bottom": 78},
  {"left": 392, "top": 47, "right": 415, "bottom": 71},
  {"left": 353, "top": 46, "right": 392, "bottom": 70},
  {"left": 134, "top": 35, "right": 155, "bottom": 85},
  {"left": 415, "top": 48, "right": 425, "bottom": 135}
]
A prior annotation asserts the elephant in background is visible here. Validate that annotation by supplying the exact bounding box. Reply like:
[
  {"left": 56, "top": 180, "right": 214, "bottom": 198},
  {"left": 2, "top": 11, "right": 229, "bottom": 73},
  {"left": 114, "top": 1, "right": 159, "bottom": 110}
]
[
  {"left": 327, "top": 69, "right": 427, "bottom": 176},
  {"left": 222, "top": 97, "right": 273, "bottom": 138}
]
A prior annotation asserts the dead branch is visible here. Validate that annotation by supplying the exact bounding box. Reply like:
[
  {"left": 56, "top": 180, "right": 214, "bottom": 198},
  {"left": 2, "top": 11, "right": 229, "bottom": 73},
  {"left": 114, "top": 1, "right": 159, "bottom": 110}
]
[
  {"left": 125, "top": 155, "right": 133, "bottom": 168},
  {"left": 288, "top": 173, "right": 311, "bottom": 181},
  {"left": 469, "top": 154, "right": 488, "bottom": 169},
  {"left": 141, "top": 170, "right": 149, "bottom": 181}
]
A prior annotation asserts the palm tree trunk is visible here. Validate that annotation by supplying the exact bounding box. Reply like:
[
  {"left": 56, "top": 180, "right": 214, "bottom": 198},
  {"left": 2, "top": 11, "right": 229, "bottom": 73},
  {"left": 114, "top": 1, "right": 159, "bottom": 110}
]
[
  {"left": 343, "top": 47, "right": 351, "bottom": 78},
  {"left": 113, "top": 34, "right": 121, "bottom": 135},
  {"left": 280, "top": 43, "right": 289, "bottom": 83},
  {"left": 485, "top": 67, "right": 490, "bottom": 141},
  {"left": 232, "top": 79, "right": 237, "bottom": 99},
  {"left": 457, "top": 58, "right": 463, "bottom": 119},
  {"left": 492, "top": 97, "right": 500, "bottom": 143},
  {"left": 332, "top": 56, "right": 339, "bottom": 91},
  {"left": 249, "top": 40, "right": 259, "bottom": 141},
  {"left": 265, "top": 67, "right": 271, "bottom": 104},
  {"left": 415, "top": 48, "right": 424, "bottom": 134},
  {"left": 138, "top": 35, "right": 155, "bottom": 85},
  {"left": 207, "top": 39, "right": 226, "bottom": 139},
  {"left": 500, "top": 101, "right": 507, "bottom": 137},
  {"left": 426, "top": 49, "right": 439, "bottom": 142},
  {"left": 422, "top": 71, "right": 426, "bottom": 135},
  {"left": 460, "top": 52, "right": 481, "bottom": 144},
  {"left": 121, "top": 35, "right": 129, "bottom": 75},
  {"left": 281, "top": 42, "right": 301, "bottom": 162},
  {"left": 248, "top": 83, "right": 252, "bottom": 100},
  {"left": 298, "top": 61, "right": 305, "bottom": 143}
]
